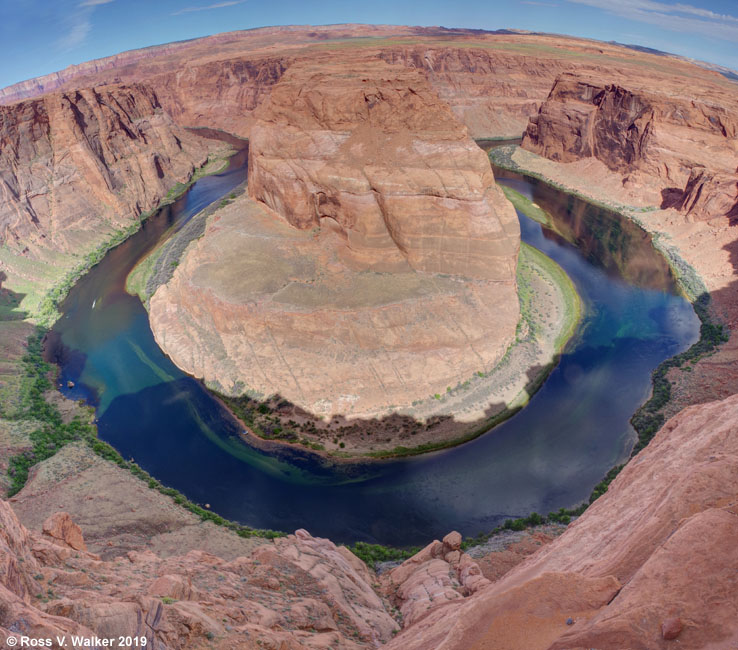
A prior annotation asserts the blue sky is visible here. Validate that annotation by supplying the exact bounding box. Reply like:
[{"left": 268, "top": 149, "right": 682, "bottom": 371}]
[{"left": 2, "top": 0, "right": 737, "bottom": 88}]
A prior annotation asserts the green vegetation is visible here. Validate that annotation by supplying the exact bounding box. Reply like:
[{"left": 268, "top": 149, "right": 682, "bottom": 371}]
[
  {"left": 519, "top": 242, "right": 581, "bottom": 350},
  {"left": 630, "top": 294, "right": 728, "bottom": 454},
  {"left": 351, "top": 461, "right": 627, "bottom": 564},
  {"left": 161, "top": 155, "right": 231, "bottom": 206},
  {"left": 347, "top": 541, "right": 421, "bottom": 570},
  {"left": 126, "top": 183, "right": 246, "bottom": 306},
  {"left": 500, "top": 184, "right": 551, "bottom": 226},
  {"left": 36, "top": 222, "right": 142, "bottom": 327},
  {"left": 125, "top": 241, "right": 166, "bottom": 302},
  {"left": 6, "top": 331, "right": 95, "bottom": 495}
]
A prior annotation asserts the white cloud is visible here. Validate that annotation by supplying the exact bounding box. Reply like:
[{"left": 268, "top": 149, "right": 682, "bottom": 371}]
[
  {"left": 172, "top": 0, "right": 245, "bottom": 16},
  {"left": 566, "top": 0, "right": 738, "bottom": 41},
  {"left": 58, "top": 17, "right": 92, "bottom": 50},
  {"left": 57, "top": 0, "right": 114, "bottom": 52}
]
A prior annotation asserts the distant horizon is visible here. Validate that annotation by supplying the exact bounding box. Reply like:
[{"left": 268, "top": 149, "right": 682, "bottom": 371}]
[
  {"left": 2, "top": 0, "right": 737, "bottom": 90},
  {"left": 2, "top": 23, "right": 736, "bottom": 92}
]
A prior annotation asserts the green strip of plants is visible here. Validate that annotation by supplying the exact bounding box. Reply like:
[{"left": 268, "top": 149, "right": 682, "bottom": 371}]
[{"left": 500, "top": 184, "right": 551, "bottom": 226}]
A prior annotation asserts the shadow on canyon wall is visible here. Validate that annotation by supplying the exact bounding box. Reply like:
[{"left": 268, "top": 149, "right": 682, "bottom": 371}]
[{"left": 0, "top": 272, "right": 28, "bottom": 322}]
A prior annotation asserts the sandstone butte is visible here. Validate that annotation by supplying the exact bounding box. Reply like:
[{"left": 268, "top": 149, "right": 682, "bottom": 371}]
[
  {"left": 148, "top": 57, "right": 522, "bottom": 424},
  {"left": 0, "top": 23, "right": 737, "bottom": 650}
]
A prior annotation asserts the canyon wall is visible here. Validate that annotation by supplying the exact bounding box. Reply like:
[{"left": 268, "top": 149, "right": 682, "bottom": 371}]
[
  {"left": 378, "top": 46, "right": 571, "bottom": 138},
  {"left": 148, "top": 57, "right": 290, "bottom": 138},
  {"left": 523, "top": 72, "right": 738, "bottom": 221},
  {"left": 7, "top": 27, "right": 704, "bottom": 142},
  {"left": 0, "top": 83, "right": 212, "bottom": 259}
]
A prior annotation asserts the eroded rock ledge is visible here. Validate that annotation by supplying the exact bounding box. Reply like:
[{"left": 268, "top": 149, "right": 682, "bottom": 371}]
[{"left": 523, "top": 72, "right": 738, "bottom": 222}]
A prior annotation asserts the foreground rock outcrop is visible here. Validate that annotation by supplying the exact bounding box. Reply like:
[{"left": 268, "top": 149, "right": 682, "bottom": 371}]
[
  {"left": 0, "top": 500, "right": 400, "bottom": 649},
  {"left": 523, "top": 72, "right": 738, "bottom": 222},
  {"left": 150, "top": 60, "right": 522, "bottom": 432},
  {"left": 385, "top": 393, "right": 738, "bottom": 650}
]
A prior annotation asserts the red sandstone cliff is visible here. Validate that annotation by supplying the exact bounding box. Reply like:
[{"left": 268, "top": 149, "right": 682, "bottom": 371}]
[
  {"left": 378, "top": 46, "right": 571, "bottom": 138},
  {"left": 248, "top": 58, "right": 520, "bottom": 279},
  {"left": 8, "top": 26, "right": 721, "bottom": 143},
  {"left": 523, "top": 72, "right": 738, "bottom": 221},
  {"left": 0, "top": 84, "right": 212, "bottom": 259}
]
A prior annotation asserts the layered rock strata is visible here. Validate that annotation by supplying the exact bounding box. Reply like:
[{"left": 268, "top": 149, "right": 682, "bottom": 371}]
[
  {"left": 523, "top": 72, "right": 738, "bottom": 222},
  {"left": 150, "top": 60, "right": 521, "bottom": 425},
  {"left": 7, "top": 26, "right": 725, "bottom": 143},
  {"left": 248, "top": 59, "right": 520, "bottom": 279},
  {"left": 0, "top": 83, "right": 212, "bottom": 258}
]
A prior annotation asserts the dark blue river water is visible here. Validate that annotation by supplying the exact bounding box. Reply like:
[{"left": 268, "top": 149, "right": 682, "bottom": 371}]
[{"left": 48, "top": 141, "right": 700, "bottom": 546}]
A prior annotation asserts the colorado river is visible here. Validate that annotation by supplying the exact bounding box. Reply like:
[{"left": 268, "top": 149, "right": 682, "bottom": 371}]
[{"left": 46, "top": 137, "right": 700, "bottom": 546}]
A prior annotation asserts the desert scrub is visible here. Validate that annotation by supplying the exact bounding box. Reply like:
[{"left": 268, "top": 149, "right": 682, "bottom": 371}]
[
  {"left": 347, "top": 541, "right": 421, "bottom": 570},
  {"left": 347, "top": 472, "right": 624, "bottom": 567},
  {"left": 36, "top": 222, "right": 141, "bottom": 326},
  {"left": 630, "top": 293, "right": 728, "bottom": 454}
]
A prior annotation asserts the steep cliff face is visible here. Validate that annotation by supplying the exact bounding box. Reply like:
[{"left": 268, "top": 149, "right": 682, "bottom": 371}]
[
  {"left": 673, "top": 166, "right": 738, "bottom": 222},
  {"left": 378, "top": 46, "right": 571, "bottom": 138},
  {"left": 149, "top": 56, "right": 291, "bottom": 138},
  {"left": 0, "top": 83, "right": 212, "bottom": 258},
  {"left": 523, "top": 72, "right": 738, "bottom": 221},
  {"left": 386, "top": 393, "right": 738, "bottom": 650},
  {"left": 0, "top": 41, "right": 205, "bottom": 105},
  {"left": 249, "top": 58, "right": 520, "bottom": 280}
]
